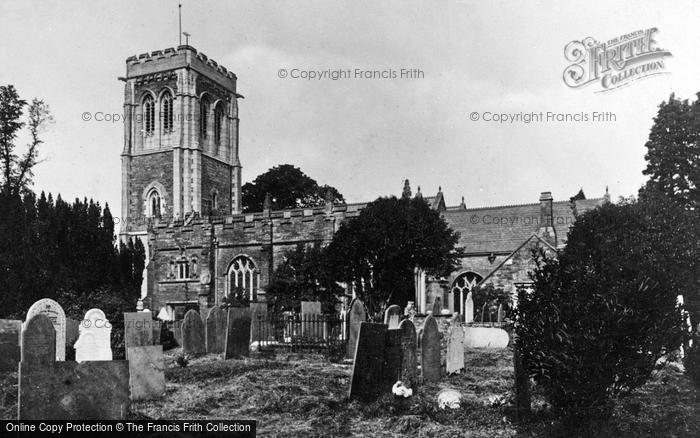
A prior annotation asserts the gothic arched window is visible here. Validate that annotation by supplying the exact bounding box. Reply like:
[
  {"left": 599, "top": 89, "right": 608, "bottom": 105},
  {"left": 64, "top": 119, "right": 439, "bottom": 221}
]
[
  {"left": 451, "top": 271, "right": 483, "bottom": 314},
  {"left": 143, "top": 95, "right": 155, "bottom": 135},
  {"left": 147, "top": 188, "right": 161, "bottom": 218},
  {"left": 161, "top": 91, "right": 173, "bottom": 133},
  {"left": 228, "top": 256, "right": 259, "bottom": 301},
  {"left": 214, "top": 102, "right": 224, "bottom": 147},
  {"left": 212, "top": 192, "right": 218, "bottom": 210},
  {"left": 199, "top": 95, "right": 209, "bottom": 139}
]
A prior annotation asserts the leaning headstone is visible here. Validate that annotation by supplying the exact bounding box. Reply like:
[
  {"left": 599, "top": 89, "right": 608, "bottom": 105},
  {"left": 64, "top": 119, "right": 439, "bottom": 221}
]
[
  {"left": 0, "top": 319, "right": 21, "bottom": 372},
  {"left": 446, "top": 324, "right": 465, "bottom": 374},
  {"left": 464, "top": 292, "right": 474, "bottom": 324},
  {"left": 75, "top": 309, "right": 112, "bottom": 362},
  {"left": 346, "top": 298, "right": 367, "bottom": 359},
  {"left": 420, "top": 314, "right": 441, "bottom": 382},
  {"left": 25, "top": 298, "right": 66, "bottom": 361},
  {"left": 182, "top": 310, "right": 205, "bottom": 355},
  {"left": 225, "top": 307, "right": 252, "bottom": 359},
  {"left": 21, "top": 314, "right": 56, "bottom": 367},
  {"left": 124, "top": 312, "right": 154, "bottom": 358},
  {"left": 398, "top": 319, "right": 418, "bottom": 389},
  {"left": 349, "top": 322, "right": 387, "bottom": 400},
  {"left": 383, "top": 305, "right": 402, "bottom": 329},
  {"left": 127, "top": 345, "right": 165, "bottom": 401},
  {"left": 206, "top": 306, "right": 227, "bottom": 354}
]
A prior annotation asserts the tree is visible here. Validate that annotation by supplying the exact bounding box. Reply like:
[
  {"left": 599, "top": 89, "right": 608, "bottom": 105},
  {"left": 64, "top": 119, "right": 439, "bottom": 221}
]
[
  {"left": 325, "top": 196, "right": 463, "bottom": 316},
  {"left": 641, "top": 93, "right": 700, "bottom": 210},
  {"left": 241, "top": 164, "right": 344, "bottom": 212},
  {"left": 514, "top": 195, "right": 693, "bottom": 417},
  {"left": 0, "top": 85, "right": 52, "bottom": 196},
  {"left": 266, "top": 243, "right": 343, "bottom": 314}
]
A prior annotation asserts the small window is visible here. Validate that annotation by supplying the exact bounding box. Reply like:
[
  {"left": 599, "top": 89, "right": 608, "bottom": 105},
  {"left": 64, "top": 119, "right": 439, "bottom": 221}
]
[
  {"left": 147, "top": 189, "right": 161, "bottom": 218},
  {"left": 199, "top": 96, "right": 209, "bottom": 139},
  {"left": 143, "top": 95, "right": 155, "bottom": 135},
  {"left": 214, "top": 102, "right": 224, "bottom": 147},
  {"left": 161, "top": 91, "right": 173, "bottom": 133},
  {"left": 212, "top": 192, "right": 218, "bottom": 210},
  {"left": 176, "top": 259, "right": 190, "bottom": 280}
]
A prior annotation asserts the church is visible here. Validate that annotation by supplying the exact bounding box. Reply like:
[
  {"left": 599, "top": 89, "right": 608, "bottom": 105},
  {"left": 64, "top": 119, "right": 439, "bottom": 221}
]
[{"left": 118, "top": 45, "right": 607, "bottom": 320}]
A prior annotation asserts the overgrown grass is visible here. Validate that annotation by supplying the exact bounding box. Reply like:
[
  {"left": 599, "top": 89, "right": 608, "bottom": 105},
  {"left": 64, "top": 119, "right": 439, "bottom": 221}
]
[{"left": 1, "top": 348, "right": 698, "bottom": 437}]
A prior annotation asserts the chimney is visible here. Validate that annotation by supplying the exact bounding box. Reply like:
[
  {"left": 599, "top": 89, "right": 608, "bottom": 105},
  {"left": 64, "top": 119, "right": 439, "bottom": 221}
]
[{"left": 538, "top": 191, "right": 556, "bottom": 246}]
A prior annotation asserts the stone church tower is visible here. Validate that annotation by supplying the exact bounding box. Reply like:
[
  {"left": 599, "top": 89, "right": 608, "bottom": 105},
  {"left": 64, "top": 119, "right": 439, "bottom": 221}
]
[{"left": 119, "top": 45, "right": 243, "bottom": 239}]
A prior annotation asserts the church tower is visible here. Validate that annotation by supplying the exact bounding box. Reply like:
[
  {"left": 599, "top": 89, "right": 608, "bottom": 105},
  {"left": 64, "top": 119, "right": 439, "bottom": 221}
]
[{"left": 119, "top": 45, "right": 243, "bottom": 240}]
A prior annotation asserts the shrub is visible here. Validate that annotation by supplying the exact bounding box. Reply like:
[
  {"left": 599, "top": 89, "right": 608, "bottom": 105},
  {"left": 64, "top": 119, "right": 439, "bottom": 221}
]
[{"left": 514, "top": 199, "right": 689, "bottom": 417}]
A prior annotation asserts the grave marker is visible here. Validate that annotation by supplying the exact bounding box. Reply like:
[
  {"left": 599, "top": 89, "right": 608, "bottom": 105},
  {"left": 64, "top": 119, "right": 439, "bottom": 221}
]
[
  {"left": 206, "top": 306, "right": 227, "bottom": 354},
  {"left": 446, "top": 324, "right": 465, "bottom": 374},
  {"left": 383, "top": 305, "right": 402, "bottom": 329},
  {"left": 75, "top": 309, "right": 112, "bottom": 362},
  {"left": 464, "top": 292, "right": 474, "bottom": 323},
  {"left": 225, "top": 307, "right": 251, "bottom": 359},
  {"left": 349, "top": 322, "right": 387, "bottom": 400},
  {"left": 420, "top": 314, "right": 440, "bottom": 382},
  {"left": 21, "top": 314, "right": 55, "bottom": 367},
  {"left": 127, "top": 345, "right": 165, "bottom": 401},
  {"left": 399, "top": 319, "right": 418, "bottom": 389},
  {"left": 124, "top": 312, "right": 155, "bottom": 358},
  {"left": 182, "top": 309, "right": 205, "bottom": 355},
  {"left": 25, "top": 298, "right": 66, "bottom": 361},
  {"left": 346, "top": 298, "right": 367, "bottom": 359}
]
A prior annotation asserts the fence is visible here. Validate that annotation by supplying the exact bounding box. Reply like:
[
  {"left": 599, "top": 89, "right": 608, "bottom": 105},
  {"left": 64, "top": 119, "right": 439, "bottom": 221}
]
[{"left": 252, "top": 313, "right": 347, "bottom": 352}]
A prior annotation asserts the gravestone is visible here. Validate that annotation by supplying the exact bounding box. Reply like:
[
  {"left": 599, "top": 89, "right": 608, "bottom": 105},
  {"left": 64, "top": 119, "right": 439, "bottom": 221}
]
[
  {"left": 349, "top": 322, "right": 387, "bottom": 400},
  {"left": 398, "top": 319, "right": 418, "bottom": 389},
  {"left": 182, "top": 310, "right": 205, "bottom": 355},
  {"left": 206, "top": 306, "right": 227, "bottom": 354},
  {"left": 225, "top": 307, "right": 252, "bottom": 359},
  {"left": 21, "top": 314, "right": 55, "bottom": 367},
  {"left": 75, "top": 309, "right": 112, "bottom": 362},
  {"left": 124, "top": 312, "right": 155, "bottom": 358},
  {"left": 346, "top": 298, "right": 367, "bottom": 359},
  {"left": 497, "top": 304, "right": 504, "bottom": 323},
  {"left": 152, "top": 321, "right": 162, "bottom": 345},
  {"left": 383, "top": 329, "right": 402, "bottom": 390},
  {"left": 25, "top": 298, "right": 66, "bottom": 361},
  {"left": 432, "top": 300, "right": 441, "bottom": 316},
  {"left": 420, "top": 314, "right": 441, "bottom": 382},
  {"left": 0, "top": 319, "right": 21, "bottom": 372},
  {"left": 250, "top": 303, "right": 268, "bottom": 343},
  {"left": 127, "top": 345, "right": 165, "bottom": 401},
  {"left": 464, "top": 292, "right": 474, "bottom": 323},
  {"left": 446, "top": 324, "right": 465, "bottom": 374},
  {"left": 383, "top": 305, "right": 402, "bottom": 329},
  {"left": 513, "top": 338, "right": 531, "bottom": 420}
]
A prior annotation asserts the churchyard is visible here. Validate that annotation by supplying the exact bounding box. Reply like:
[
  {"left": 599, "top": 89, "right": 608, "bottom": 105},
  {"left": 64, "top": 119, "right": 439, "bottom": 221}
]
[{"left": 0, "top": 297, "right": 697, "bottom": 436}]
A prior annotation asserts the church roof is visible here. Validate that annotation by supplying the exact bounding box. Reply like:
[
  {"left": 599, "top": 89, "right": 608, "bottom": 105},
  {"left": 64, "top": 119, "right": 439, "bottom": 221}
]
[{"left": 442, "top": 198, "right": 604, "bottom": 254}]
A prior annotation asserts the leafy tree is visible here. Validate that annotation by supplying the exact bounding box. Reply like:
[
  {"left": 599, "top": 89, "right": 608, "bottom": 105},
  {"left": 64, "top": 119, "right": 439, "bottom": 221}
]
[
  {"left": 241, "top": 164, "right": 344, "bottom": 212},
  {"left": 0, "top": 85, "right": 52, "bottom": 196},
  {"left": 266, "top": 243, "right": 343, "bottom": 314},
  {"left": 471, "top": 283, "right": 511, "bottom": 322},
  {"left": 514, "top": 195, "right": 694, "bottom": 417},
  {"left": 325, "top": 196, "right": 463, "bottom": 316}
]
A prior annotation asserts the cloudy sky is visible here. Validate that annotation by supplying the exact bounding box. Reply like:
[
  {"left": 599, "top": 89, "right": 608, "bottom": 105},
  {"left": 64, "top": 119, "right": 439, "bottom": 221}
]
[{"left": 1, "top": 0, "right": 698, "bottom": 219}]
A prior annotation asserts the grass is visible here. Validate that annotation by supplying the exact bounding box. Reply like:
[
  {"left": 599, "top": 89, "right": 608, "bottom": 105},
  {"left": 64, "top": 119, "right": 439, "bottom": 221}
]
[{"left": 1, "top": 348, "right": 699, "bottom": 437}]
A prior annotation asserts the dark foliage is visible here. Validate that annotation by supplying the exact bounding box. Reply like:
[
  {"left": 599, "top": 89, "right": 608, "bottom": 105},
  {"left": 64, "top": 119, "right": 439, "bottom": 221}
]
[
  {"left": 221, "top": 286, "right": 250, "bottom": 309},
  {"left": 514, "top": 195, "right": 694, "bottom": 417},
  {"left": 471, "top": 284, "right": 511, "bottom": 322},
  {"left": 241, "top": 164, "right": 344, "bottom": 213}
]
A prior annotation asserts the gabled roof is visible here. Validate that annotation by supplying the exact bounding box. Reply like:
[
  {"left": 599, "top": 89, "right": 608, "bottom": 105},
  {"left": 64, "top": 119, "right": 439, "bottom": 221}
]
[
  {"left": 441, "top": 198, "right": 604, "bottom": 254},
  {"left": 480, "top": 233, "right": 557, "bottom": 283}
]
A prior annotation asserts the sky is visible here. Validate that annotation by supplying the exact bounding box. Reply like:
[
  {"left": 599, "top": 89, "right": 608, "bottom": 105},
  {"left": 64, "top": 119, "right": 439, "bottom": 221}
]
[{"left": 1, "top": 0, "right": 699, "bottom": 220}]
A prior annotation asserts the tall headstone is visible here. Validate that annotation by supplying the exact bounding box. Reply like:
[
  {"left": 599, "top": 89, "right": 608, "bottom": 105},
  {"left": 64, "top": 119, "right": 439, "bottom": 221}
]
[
  {"left": 127, "top": 345, "right": 165, "bottom": 401},
  {"left": 250, "top": 302, "right": 268, "bottom": 343},
  {"left": 446, "top": 324, "right": 465, "bottom": 374},
  {"left": 21, "top": 314, "right": 56, "bottom": 367},
  {"left": 398, "top": 319, "right": 418, "bottom": 389},
  {"left": 346, "top": 298, "right": 367, "bottom": 359},
  {"left": 383, "top": 305, "right": 402, "bottom": 329},
  {"left": 497, "top": 304, "right": 504, "bottom": 323},
  {"left": 349, "top": 322, "right": 387, "bottom": 400},
  {"left": 124, "top": 312, "right": 155, "bottom": 358},
  {"left": 225, "top": 307, "right": 252, "bottom": 359},
  {"left": 182, "top": 309, "right": 205, "bottom": 355},
  {"left": 0, "top": 319, "right": 21, "bottom": 372},
  {"left": 206, "top": 306, "right": 227, "bottom": 354},
  {"left": 420, "top": 314, "right": 440, "bottom": 382},
  {"left": 464, "top": 292, "right": 474, "bottom": 324},
  {"left": 25, "top": 298, "right": 66, "bottom": 361},
  {"left": 75, "top": 309, "right": 112, "bottom": 362},
  {"left": 383, "top": 329, "right": 402, "bottom": 389}
]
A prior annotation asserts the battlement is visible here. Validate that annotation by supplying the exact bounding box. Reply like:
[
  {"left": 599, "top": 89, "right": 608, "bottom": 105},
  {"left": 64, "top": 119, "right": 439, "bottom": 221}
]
[{"left": 125, "top": 45, "right": 237, "bottom": 92}]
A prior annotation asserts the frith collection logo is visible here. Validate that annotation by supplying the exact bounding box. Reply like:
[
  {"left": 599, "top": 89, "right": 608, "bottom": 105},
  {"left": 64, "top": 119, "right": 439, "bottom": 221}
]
[{"left": 563, "top": 28, "right": 672, "bottom": 92}]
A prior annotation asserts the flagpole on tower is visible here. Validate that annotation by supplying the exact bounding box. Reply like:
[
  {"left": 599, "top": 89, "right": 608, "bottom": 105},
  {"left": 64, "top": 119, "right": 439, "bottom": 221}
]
[{"left": 178, "top": 3, "right": 182, "bottom": 46}]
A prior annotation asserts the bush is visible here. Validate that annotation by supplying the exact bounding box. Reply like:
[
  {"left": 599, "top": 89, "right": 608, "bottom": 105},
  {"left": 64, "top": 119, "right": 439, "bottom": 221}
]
[
  {"left": 684, "top": 343, "right": 700, "bottom": 388},
  {"left": 514, "top": 199, "right": 689, "bottom": 417}
]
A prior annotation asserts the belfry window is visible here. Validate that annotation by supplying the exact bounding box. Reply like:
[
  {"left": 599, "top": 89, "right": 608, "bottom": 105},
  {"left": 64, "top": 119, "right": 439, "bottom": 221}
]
[
  {"left": 161, "top": 91, "right": 173, "bottom": 133},
  {"left": 199, "top": 96, "right": 209, "bottom": 139},
  {"left": 214, "top": 102, "right": 224, "bottom": 147},
  {"left": 228, "top": 256, "right": 259, "bottom": 301},
  {"left": 176, "top": 259, "right": 190, "bottom": 280},
  {"left": 143, "top": 95, "right": 155, "bottom": 135},
  {"left": 147, "top": 189, "right": 161, "bottom": 218}
]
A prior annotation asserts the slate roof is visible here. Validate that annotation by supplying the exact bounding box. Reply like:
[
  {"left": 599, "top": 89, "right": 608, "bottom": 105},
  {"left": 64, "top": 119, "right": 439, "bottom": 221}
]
[{"left": 442, "top": 198, "right": 604, "bottom": 254}]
